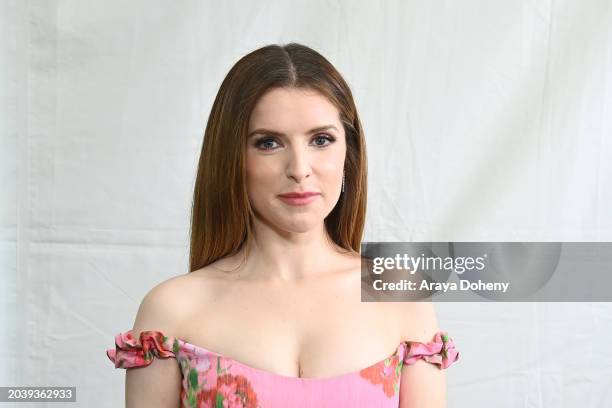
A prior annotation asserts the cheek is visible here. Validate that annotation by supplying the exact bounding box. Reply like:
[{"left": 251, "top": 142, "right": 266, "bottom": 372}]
[
  {"left": 317, "top": 149, "right": 345, "bottom": 176},
  {"left": 319, "top": 159, "right": 342, "bottom": 174},
  {"left": 245, "top": 157, "right": 278, "bottom": 195}
]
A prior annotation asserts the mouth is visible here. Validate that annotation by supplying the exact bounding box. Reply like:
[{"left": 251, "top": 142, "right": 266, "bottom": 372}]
[
  {"left": 278, "top": 192, "right": 320, "bottom": 198},
  {"left": 278, "top": 192, "right": 320, "bottom": 206}
]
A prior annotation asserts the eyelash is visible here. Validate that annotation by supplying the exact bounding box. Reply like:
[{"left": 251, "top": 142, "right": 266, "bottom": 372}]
[{"left": 253, "top": 134, "right": 336, "bottom": 151}]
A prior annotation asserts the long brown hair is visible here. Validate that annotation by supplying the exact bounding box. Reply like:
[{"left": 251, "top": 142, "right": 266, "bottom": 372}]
[{"left": 189, "top": 43, "right": 367, "bottom": 273}]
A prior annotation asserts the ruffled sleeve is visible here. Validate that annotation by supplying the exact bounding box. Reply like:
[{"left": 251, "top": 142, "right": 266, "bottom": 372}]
[
  {"left": 402, "top": 331, "right": 459, "bottom": 369},
  {"left": 106, "top": 329, "right": 179, "bottom": 369}
]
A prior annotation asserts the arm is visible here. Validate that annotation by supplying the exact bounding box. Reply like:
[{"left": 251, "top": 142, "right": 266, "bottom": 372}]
[
  {"left": 398, "top": 301, "right": 447, "bottom": 408},
  {"left": 125, "top": 282, "right": 183, "bottom": 408}
]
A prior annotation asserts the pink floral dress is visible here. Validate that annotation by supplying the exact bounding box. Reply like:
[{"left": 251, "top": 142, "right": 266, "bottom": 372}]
[{"left": 106, "top": 329, "right": 459, "bottom": 407}]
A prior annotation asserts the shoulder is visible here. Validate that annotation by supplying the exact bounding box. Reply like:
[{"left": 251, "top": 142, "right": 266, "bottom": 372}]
[
  {"left": 395, "top": 301, "right": 440, "bottom": 343},
  {"left": 131, "top": 266, "right": 222, "bottom": 341},
  {"left": 130, "top": 275, "right": 187, "bottom": 341}
]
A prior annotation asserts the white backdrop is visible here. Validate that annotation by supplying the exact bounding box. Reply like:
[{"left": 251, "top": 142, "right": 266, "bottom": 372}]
[{"left": 2, "top": 0, "right": 612, "bottom": 407}]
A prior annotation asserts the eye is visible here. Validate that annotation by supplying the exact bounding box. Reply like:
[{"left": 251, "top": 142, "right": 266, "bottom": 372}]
[
  {"left": 312, "top": 134, "right": 335, "bottom": 147},
  {"left": 253, "top": 133, "right": 336, "bottom": 151},
  {"left": 254, "top": 137, "right": 280, "bottom": 151}
]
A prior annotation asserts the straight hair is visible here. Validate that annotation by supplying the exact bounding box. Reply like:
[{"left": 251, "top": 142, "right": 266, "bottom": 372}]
[{"left": 189, "top": 43, "right": 367, "bottom": 273}]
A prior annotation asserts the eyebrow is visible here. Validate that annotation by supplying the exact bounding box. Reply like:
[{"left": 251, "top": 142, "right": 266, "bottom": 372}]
[{"left": 247, "top": 125, "right": 339, "bottom": 138}]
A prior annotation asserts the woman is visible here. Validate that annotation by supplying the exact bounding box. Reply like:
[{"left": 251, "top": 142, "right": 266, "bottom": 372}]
[{"left": 106, "top": 42, "right": 459, "bottom": 408}]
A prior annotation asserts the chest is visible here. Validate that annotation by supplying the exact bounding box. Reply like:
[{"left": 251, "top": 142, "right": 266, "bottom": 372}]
[{"left": 179, "top": 274, "right": 404, "bottom": 379}]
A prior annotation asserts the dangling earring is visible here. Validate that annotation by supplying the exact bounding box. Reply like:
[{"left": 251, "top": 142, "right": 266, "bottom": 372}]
[{"left": 341, "top": 171, "right": 345, "bottom": 193}]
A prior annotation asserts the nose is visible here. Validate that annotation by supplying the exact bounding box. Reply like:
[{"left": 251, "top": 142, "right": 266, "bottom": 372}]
[{"left": 286, "top": 143, "right": 312, "bottom": 184}]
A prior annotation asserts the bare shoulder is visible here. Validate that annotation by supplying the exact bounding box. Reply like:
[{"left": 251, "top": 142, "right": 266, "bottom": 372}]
[
  {"left": 131, "top": 265, "right": 224, "bottom": 341},
  {"left": 395, "top": 301, "right": 440, "bottom": 343},
  {"left": 125, "top": 273, "right": 212, "bottom": 405}
]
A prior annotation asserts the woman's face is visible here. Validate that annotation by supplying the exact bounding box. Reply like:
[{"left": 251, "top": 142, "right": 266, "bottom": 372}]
[{"left": 246, "top": 87, "right": 346, "bottom": 233}]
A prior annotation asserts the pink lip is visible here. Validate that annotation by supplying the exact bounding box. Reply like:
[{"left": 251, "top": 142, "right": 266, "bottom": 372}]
[
  {"left": 278, "top": 192, "right": 320, "bottom": 206},
  {"left": 278, "top": 192, "right": 320, "bottom": 198}
]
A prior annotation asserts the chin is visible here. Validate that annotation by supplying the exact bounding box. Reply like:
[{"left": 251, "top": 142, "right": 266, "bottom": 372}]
[
  {"left": 284, "top": 220, "right": 319, "bottom": 233},
  {"left": 277, "top": 215, "right": 322, "bottom": 233}
]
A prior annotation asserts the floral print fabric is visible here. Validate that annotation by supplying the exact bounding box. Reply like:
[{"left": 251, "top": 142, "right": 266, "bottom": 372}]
[{"left": 106, "top": 329, "right": 459, "bottom": 407}]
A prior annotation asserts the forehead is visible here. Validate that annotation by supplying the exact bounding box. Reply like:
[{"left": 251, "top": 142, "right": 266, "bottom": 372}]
[{"left": 248, "top": 88, "right": 341, "bottom": 131}]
